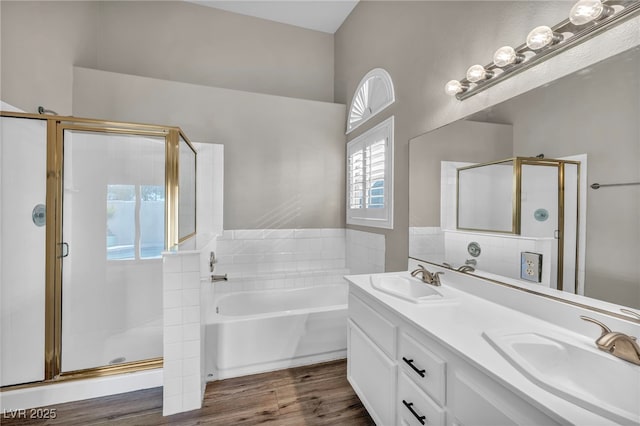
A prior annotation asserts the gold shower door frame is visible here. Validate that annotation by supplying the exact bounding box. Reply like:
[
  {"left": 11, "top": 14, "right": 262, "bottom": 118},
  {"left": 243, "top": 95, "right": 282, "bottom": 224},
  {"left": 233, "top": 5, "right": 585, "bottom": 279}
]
[
  {"left": 456, "top": 157, "right": 581, "bottom": 292},
  {"left": 0, "top": 111, "right": 196, "bottom": 388}
]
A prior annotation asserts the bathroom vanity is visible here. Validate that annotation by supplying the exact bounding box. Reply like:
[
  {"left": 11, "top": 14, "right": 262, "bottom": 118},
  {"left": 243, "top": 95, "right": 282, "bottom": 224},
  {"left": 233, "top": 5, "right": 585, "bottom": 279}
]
[{"left": 345, "top": 263, "right": 640, "bottom": 426}]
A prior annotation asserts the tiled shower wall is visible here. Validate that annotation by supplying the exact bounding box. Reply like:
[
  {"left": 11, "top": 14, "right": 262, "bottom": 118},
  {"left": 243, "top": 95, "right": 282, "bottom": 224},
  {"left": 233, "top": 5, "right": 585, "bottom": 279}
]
[{"left": 162, "top": 252, "right": 204, "bottom": 416}]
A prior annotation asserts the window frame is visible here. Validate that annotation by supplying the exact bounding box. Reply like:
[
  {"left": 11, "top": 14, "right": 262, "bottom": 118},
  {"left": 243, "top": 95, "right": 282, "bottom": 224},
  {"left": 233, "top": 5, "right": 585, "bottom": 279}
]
[
  {"left": 347, "top": 68, "right": 396, "bottom": 134},
  {"left": 346, "top": 116, "right": 394, "bottom": 229}
]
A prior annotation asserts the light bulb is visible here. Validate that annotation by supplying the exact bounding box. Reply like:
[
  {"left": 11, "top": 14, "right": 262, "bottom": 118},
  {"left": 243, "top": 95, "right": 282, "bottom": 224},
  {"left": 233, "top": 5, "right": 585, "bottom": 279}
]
[
  {"left": 569, "top": 0, "right": 613, "bottom": 25},
  {"left": 493, "top": 46, "right": 525, "bottom": 68},
  {"left": 444, "top": 80, "right": 467, "bottom": 96},
  {"left": 466, "top": 65, "right": 494, "bottom": 83},
  {"left": 526, "top": 26, "right": 563, "bottom": 50}
]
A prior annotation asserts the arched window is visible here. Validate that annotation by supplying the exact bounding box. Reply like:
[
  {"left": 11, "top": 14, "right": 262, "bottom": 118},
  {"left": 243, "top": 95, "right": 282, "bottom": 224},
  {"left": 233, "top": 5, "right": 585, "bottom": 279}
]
[{"left": 347, "top": 68, "right": 395, "bottom": 134}]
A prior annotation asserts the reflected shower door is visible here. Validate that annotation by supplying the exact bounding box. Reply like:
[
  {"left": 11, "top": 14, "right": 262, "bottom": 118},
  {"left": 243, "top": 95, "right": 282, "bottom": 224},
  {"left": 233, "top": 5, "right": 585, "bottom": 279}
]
[
  {"left": 520, "top": 163, "right": 559, "bottom": 289},
  {"left": 61, "top": 129, "right": 165, "bottom": 372}
]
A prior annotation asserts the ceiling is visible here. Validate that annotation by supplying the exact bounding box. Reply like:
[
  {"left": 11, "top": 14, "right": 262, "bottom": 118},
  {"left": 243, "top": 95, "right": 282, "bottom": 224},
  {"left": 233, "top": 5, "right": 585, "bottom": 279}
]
[{"left": 187, "top": 0, "right": 359, "bottom": 34}]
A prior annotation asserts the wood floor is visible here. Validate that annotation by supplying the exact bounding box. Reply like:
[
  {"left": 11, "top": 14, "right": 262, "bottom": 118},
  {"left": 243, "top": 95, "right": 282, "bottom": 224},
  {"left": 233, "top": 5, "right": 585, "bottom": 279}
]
[{"left": 3, "top": 360, "right": 374, "bottom": 426}]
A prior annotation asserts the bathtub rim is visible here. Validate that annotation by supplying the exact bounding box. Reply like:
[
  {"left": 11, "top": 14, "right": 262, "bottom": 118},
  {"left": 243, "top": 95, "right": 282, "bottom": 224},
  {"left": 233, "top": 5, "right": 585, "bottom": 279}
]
[{"left": 210, "top": 284, "right": 348, "bottom": 322}]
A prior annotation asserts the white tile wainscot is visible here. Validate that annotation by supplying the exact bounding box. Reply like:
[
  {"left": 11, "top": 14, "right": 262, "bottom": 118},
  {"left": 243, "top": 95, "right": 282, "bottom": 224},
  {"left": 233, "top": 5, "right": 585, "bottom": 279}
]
[
  {"left": 214, "top": 228, "right": 349, "bottom": 293},
  {"left": 162, "top": 251, "right": 204, "bottom": 416}
]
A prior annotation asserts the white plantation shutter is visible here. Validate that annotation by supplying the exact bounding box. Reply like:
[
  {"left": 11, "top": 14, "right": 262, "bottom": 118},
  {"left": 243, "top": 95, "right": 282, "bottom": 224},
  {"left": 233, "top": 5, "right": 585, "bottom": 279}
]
[
  {"left": 366, "top": 140, "right": 385, "bottom": 209},
  {"left": 348, "top": 149, "right": 364, "bottom": 209},
  {"left": 346, "top": 116, "right": 394, "bottom": 229},
  {"left": 347, "top": 69, "right": 395, "bottom": 134}
]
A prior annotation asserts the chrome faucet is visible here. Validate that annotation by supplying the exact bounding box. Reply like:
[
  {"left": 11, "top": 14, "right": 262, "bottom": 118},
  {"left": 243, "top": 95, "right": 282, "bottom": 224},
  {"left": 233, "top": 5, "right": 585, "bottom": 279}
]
[
  {"left": 581, "top": 316, "right": 640, "bottom": 366},
  {"left": 410, "top": 264, "right": 443, "bottom": 286}
]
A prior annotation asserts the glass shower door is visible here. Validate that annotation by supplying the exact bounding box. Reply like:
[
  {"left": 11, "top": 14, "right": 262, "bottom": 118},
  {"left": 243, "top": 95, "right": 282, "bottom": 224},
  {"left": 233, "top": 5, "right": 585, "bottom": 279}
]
[
  {"left": 60, "top": 129, "right": 166, "bottom": 372},
  {"left": 520, "top": 163, "right": 560, "bottom": 289}
]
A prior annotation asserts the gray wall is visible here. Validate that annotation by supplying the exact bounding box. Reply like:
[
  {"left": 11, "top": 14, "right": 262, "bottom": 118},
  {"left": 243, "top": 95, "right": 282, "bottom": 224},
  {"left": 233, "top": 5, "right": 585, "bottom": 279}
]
[
  {"left": 1, "top": 0, "right": 334, "bottom": 115},
  {"left": 2, "top": 1, "right": 341, "bottom": 231},
  {"left": 409, "top": 121, "right": 513, "bottom": 227},
  {"left": 73, "top": 67, "right": 346, "bottom": 230},
  {"left": 0, "top": 1, "right": 98, "bottom": 115},
  {"left": 334, "top": 1, "right": 570, "bottom": 271}
]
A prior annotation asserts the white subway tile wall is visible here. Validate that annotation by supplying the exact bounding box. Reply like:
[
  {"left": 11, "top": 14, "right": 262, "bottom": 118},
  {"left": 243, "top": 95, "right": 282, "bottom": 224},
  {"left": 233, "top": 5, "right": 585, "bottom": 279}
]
[
  {"left": 213, "top": 228, "right": 350, "bottom": 293},
  {"left": 346, "top": 229, "right": 385, "bottom": 274},
  {"left": 409, "top": 227, "right": 445, "bottom": 263},
  {"left": 444, "top": 231, "right": 554, "bottom": 287},
  {"left": 162, "top": 252, "right": 204, "bottom": 416}
]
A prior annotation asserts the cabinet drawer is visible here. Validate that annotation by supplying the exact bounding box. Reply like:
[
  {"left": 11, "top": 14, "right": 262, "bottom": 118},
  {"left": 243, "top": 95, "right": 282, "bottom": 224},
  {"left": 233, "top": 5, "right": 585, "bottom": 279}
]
[
  {"left": 349, "top": 293, "right": 396, "bottom": 358},
  {"left": 398, "top": 331, "right": 446, "bottom": 406},
  {"left": 398, "top": 371, "right": 445, "bottom": 426}
]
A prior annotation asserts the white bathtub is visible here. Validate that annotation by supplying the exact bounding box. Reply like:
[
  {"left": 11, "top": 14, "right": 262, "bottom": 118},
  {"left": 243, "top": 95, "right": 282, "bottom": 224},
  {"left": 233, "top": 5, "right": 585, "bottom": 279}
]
[{"left": 206, "top": 285, "right": 348, "bottom": 380}]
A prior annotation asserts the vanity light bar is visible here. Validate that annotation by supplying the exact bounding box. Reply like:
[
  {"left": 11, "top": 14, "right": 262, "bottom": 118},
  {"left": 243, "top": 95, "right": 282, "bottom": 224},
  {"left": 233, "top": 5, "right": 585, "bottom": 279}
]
[{"left": 446, "top": 0, "right": 640, "bottom": 100}]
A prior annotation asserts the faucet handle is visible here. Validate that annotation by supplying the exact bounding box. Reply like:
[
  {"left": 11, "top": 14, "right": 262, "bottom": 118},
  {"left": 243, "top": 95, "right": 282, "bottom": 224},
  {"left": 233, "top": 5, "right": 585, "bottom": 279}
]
[
  {"left": 209, "top": 251, "right": 217, "bottom": 272},
  {"left": 581, "top": 316, "right": 612, "bottom": 337},
  {"left": 621, "top": 308, "right": 640, "bottom": 321}
]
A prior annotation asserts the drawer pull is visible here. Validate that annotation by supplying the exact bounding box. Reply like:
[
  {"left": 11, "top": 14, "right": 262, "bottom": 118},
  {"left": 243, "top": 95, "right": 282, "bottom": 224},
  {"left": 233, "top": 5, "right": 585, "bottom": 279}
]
[
  {"left": 402, "top": 399, "right": 426, "bottom": 425},
  {"left": 402, "top": 357, "right": 426, "bottom": 378}
]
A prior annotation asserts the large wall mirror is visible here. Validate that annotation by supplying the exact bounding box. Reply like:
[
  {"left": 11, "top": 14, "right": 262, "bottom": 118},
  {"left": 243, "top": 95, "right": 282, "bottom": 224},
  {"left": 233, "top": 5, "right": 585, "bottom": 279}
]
[{"left": 409, "top": 45, "right": 639, "bottom": 313}]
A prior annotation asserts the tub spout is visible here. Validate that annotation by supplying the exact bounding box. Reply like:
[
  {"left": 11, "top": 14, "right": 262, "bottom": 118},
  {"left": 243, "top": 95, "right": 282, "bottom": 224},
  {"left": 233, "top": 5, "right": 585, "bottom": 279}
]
[{"left": 210, "top": 273, "right": 228, "bottom": 282}]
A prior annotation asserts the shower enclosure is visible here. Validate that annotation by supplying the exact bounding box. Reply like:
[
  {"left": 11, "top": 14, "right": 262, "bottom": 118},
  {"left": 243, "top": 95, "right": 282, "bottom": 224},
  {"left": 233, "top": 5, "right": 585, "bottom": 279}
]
[
  {"left": 0, "top": 112, "right": 196, "bottom": 388},
  {"left": 456, "top": 157, "right": 581, "bottom": 292}
]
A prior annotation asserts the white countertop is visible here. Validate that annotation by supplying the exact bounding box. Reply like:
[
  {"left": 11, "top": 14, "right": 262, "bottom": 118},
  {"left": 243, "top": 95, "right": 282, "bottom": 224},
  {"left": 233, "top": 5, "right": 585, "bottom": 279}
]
[{"left": 345, "top": 271, "right": 621, "bottom": 425}]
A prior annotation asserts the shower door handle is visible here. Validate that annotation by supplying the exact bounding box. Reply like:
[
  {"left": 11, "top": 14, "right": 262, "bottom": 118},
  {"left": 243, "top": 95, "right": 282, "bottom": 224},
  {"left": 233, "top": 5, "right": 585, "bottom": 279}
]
[{"left": 59, "top": 242, "right": 69, "bottom": 258}]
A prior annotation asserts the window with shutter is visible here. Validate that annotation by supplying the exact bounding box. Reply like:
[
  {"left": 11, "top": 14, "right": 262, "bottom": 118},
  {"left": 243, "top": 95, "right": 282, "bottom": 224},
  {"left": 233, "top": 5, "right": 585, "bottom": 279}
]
[{"left": 346, "top": 116, "right": 394, "bottom": 229}]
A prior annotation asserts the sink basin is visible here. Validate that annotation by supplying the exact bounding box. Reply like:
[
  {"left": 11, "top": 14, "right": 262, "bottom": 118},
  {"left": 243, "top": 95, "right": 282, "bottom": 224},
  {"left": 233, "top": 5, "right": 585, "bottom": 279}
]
[
  {"left": 484, "top": 330, "right": 640, "bottom": 424},
  {"left": 370, "top": 275, "right": 443, "bottom": 303}
]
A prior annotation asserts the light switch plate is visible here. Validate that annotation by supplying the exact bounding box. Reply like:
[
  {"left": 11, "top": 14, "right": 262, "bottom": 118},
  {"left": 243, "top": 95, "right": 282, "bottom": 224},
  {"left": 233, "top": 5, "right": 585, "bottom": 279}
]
[{"left": 520, "top": 252, "right": 542, "bottom": 283}]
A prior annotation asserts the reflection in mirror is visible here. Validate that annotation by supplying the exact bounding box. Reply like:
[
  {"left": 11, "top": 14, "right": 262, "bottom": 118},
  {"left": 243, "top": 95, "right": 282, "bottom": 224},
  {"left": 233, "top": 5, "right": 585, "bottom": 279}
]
[
  {"left": 178, "top": 135, "right": 196, "bottom": 241},
  {"left": 457, "top": 160, "right": 515, "bottom": 233},
  {"left": 409, "top": 46, "right": 640, "bottom": 311},
  {"left": 453, "top": 157, "right": 581, "bottom": 292}
]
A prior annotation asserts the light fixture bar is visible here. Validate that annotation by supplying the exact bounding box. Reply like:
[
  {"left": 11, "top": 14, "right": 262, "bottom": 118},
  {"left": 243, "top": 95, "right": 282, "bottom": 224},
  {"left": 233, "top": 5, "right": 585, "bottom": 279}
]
[{"left": 453, "top": 0, "right": 640, "bottom": 101}]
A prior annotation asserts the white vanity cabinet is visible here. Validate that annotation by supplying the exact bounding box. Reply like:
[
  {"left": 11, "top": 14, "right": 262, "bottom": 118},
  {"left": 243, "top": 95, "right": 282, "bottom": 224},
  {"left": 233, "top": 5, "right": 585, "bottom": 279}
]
[{"left": 347, "top": 287, "right": 561, "bottom": 426}]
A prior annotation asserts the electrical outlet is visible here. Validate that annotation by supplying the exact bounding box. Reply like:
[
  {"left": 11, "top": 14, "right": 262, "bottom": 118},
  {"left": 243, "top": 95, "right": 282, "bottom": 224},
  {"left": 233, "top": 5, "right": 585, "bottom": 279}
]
[{"left": 520, "top": 252, "right": 542, "bottom": 283}]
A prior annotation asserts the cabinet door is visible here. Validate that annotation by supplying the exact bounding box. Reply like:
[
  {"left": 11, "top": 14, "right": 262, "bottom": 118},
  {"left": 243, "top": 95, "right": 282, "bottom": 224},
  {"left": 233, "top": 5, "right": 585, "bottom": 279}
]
[
  {"left": 449, "top": 371, "right": 560, "bottom": 426},
  {"left": 348, "top": 320, "right": 396, "bottom": 426}
]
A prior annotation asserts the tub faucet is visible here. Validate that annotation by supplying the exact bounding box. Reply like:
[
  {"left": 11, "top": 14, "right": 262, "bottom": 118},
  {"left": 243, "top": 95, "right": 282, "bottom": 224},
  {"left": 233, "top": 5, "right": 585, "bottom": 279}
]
[
  {"left": 210, "top": 273, "right": 228, "bottom": 282},
  {"left": 581, "top": 316, "right": 640, "bottom": 366},
  {"left": 410, "top": 265, "right": 443, "bottom": 287}
]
